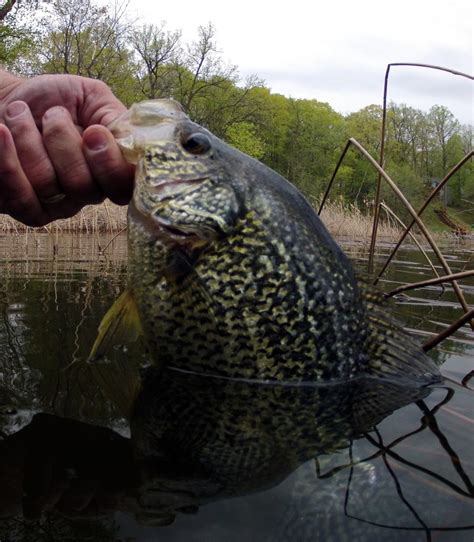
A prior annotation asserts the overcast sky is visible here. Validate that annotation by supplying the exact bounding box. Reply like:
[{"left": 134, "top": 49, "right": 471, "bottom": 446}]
[{"left": 127, "top": 0, "right": 473, "bottom": 123}]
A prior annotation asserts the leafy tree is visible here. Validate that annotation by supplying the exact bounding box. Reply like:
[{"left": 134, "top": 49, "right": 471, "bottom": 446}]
[
  {"left": 387, "top": 103, "right": 425, "bottom": 172},
  {"left": 444, "top": 130, "right": 473, "bottom": 206},
  {"left": 225, "top": 121, "right": 265, "bottom": 159},
  {"left": 0, "top": 0, "right": 40, "bottom": 70},
  {"left": 172, "top": 23, "right": 238, "bottom": 116},
  {"left": 129, "top": 22, "right": 181, "bottom": 99},
  {"left": 280, "top": 99, "right": 346, "bottom": 197},
  {"left": 187, "top": 76, "right": 265, "bottom": 138},
  {"left": 36, "top": 0, "right": 138, "bottom": 103},
  {"left": 428, "top": 104, "right": 460, "bottom": 176},
  {"left": 330, "top": 106, "right": 382, "bottom": 203}
]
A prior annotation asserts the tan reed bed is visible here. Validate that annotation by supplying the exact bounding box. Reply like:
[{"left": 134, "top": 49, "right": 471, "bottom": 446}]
[
  {"left": 0, "top": 200, "right": 127, "bottom": 235},
  {"left": 0, "top": 198, "right": 403, "bottom": 242},
  {"left": 319, "top": 200, "right": 402, "bottom": 242}
]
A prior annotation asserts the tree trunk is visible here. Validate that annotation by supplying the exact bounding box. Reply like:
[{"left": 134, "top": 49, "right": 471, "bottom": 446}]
[{"left": 0, "top": 0, "right": 17, "bottom": 21}]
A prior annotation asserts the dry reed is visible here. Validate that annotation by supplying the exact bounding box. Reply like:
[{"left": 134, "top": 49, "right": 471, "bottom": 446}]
[
  {"left": 319, "top": 200, "right": 402, "bottom": 242},
  {"left": 0, "top": 199, "right": 403, "bottom": 241},
  {"left": 0, "top": 200, "right": 127, "bottom": 235}
]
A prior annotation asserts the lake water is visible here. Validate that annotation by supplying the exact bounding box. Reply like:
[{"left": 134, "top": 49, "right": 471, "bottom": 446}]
[{"left": 0, "top": 233, "right": 472, "bottom": 542}]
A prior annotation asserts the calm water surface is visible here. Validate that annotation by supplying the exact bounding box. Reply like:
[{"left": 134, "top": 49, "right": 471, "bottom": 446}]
[{"left": 0, "top": 233, "right": 472, "bottom": 542}]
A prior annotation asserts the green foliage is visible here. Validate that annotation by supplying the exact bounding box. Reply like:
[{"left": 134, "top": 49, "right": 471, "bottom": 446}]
[
  {"left": 0, "top": 0, "right": 40, "bottom": 70},
  {"left": 0, "top": 22, "right": 34, "bottom": 67},
  {"left": 225, "top": 122, "right": 266, "bottom": 159}
]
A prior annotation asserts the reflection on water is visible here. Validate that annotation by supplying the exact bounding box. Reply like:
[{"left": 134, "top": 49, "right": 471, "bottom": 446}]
[{"left": 0, "top": 234, "right": 472, "bottom": 541}]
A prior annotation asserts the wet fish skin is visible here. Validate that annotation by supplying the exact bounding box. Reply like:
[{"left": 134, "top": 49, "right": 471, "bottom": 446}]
[{"left": 98, "top": 99, "right": 439, "bottom": 384}]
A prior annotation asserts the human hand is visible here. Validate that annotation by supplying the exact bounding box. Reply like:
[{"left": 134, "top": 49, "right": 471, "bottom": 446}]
[{"left": 0, "top": 72, "right": 135, "bottom": 226}]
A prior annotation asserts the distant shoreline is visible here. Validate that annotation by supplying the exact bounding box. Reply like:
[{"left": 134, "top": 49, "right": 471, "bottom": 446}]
[{"left": 0, "top": 200, "right": 469, "bottom": 244}]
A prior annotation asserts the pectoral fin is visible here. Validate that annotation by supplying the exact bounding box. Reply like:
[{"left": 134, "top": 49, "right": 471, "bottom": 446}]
[{"left": 88, "top": 288, "right": 143, "bottom": 362}]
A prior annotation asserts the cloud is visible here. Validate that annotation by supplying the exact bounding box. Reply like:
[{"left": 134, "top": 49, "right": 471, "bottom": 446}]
[
  {"left": 128, "top": 0, "right": 473, "bottom": 123},
  {"left": 240, "top": 63, "right": 472, "bottom": 124}
]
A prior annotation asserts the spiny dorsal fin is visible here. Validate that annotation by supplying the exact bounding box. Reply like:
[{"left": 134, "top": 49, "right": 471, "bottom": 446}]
[{"left": 88, "top": 288, "right": 143, "bottom": 363}]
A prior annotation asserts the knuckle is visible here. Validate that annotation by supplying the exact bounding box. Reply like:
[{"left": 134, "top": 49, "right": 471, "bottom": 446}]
[
  {"left": 7, "top": 116, "right": 32, "bottom": 136},
  {"left": 42, "top": 120, "right": 66, "bottom": 142},
  {"left": 94, "top": 80, "right": 110, "bottom": 93},
  {"left": 6, "top": 190, "right": 33, "bottom": 213},
  {"left": 25, "top": 156, "right": 56, "bottom": 186},
  {"left": 62, "top": 161, "right": 90, "bottom": 187},
  {"left": 89, "top": 79, "right": 112, "bottom": 98}
]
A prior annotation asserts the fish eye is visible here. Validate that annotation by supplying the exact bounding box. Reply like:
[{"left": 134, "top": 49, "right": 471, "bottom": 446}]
[{"left": 182, "top": 132, "right": 211, "bottom": 155}]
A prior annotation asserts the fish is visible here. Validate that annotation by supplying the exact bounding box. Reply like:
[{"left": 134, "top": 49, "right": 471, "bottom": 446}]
[
  {"left": 90, "top": 99, "right": 440, "bottom": 385},
  {"left": 128, "top": 365, "right": 435, "bottom": 530}
]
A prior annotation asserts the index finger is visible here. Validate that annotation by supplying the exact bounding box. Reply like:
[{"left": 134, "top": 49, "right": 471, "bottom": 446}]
[
  {"left": 0, "top": 124, "right": 49, "bottom": 227},
  {"left": 83, "top": 125, "right": 135, "bottom": 205}
]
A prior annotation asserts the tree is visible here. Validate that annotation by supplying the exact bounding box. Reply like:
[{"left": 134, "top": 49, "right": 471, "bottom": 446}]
[
  {"left": 225, "top": 121, "right": 265, "bottom": 159},
  {"left": 173, "top": 23, "right": 238, "bottom": 117},
  {"left": 346, "top": 105, "right": 382, "bottom": 157},
  {"left": 444, "top": 128, "right": 473, "bottom": 206},
  {"left": 278, "top": 99, "right": 346, "bottom": 197},
  {"left": 0, "top": 0, "right": 16, "bottom": 20},
  {"left": 37, "top": 0, "right": 138, "bottom": 103},
  {"left": 428, "top": 105, "right": 460, "bottom": 176},
  {"left": 129, "top": 22, "right": 181, "bottom": 99},
  {"left": 387, "top": 103, "right": 426, "bottom": 173},
  {"left": 0, "top": 0, "right": 40, "bottom": 70}
]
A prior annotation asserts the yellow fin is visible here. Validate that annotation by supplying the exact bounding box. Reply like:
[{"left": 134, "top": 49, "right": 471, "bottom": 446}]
[{"left": 88, "top": 288, "right": 143, "bottom": 362}]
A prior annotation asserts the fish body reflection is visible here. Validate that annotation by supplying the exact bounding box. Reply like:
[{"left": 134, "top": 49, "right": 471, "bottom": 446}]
[
  {"left": 3, "top": 365, "right": 469, "bottom": 541},
  {"left": 131, "top": 369, "right": 432, "bottom": 508}
]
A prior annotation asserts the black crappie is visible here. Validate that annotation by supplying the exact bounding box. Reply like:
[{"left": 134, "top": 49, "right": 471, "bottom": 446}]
[{"left": 91, "top": 99, "right": 439, "bottom": 384}]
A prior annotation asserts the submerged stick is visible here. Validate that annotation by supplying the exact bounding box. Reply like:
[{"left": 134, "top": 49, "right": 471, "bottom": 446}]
[
  {"left": 375, "top": 152, "right": 474, "bottom": 285},
  {"left": 423, "top": 309, "right": 474, "bottom": 352},
  {"left": 380, "top": 202, "right": 441, "bottom": 284},
  {"left": 387, "top": 270, "right": 474, "bottom": 298}
]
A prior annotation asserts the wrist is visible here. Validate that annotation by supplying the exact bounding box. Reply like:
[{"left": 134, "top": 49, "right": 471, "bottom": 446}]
[{"left": 0, "top": 69, "right": 23, "bottom": 103}]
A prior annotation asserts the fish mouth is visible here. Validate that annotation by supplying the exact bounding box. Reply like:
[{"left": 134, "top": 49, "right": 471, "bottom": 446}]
[
  {"left": 129, "top": 202, "right": 213, "bottom": 247},
  {"left": 152, "top": 177, "right": 207, "bottom": 200},
  {"left": 155, "top": 219, "right": 203, "bottom": 239},
  {"left": 153, "top": 216, "right": 217, "bottom": 244}
]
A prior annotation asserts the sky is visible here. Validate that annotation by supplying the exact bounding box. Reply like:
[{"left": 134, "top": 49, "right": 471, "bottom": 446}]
[{"left": 126, "top": 0, "right": 473, "bottom": 123}]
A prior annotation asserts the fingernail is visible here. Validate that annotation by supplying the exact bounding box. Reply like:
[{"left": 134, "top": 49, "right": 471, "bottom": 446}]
[
  {"left": 6, "top": 101, "right": 27, "bottom": 119},
  {"left": 84, "top": 131, "right": 108, "bottom": 151}
]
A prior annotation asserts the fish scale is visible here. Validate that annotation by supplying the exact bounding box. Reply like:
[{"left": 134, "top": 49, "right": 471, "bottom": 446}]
[{"left": 128, "top": 203, "right": 367, "bottom": 381}]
